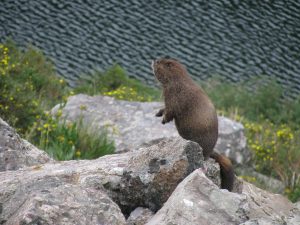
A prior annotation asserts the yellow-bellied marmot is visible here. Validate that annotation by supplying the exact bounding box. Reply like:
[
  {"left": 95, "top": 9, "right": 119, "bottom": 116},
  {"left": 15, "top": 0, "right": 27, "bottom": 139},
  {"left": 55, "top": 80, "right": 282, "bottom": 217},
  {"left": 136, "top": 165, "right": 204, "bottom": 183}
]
[{"left": 152, "top": 58, "right": 234, "bottom": 191}]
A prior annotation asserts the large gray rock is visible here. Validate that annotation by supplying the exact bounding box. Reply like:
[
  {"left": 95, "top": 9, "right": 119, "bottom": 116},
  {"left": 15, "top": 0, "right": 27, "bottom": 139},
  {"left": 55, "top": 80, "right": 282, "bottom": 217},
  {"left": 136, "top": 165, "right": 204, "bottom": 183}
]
[
  {"left": 215, "top": 116, "right": 249, "bottom": 165},
  {"left": 0, "top": 117, "right": 298, "bottom": 225},
  {"left": 3, "top": 184, "right": 125, "bottom": 225},
  {"left": 146, "top": 170, "right": 300, "bottom": 225},
  {"left": 52, "top": 94, "right": 249, "bottom": 164},
  {"left": 0, "top": 118, "right": 52, "bottom": 171},
  {"left": 107, "top": 137, "right": 232, "bottom": 214},
  {"left": 0, "top": 117, "right": 221, "bottom": 224}
]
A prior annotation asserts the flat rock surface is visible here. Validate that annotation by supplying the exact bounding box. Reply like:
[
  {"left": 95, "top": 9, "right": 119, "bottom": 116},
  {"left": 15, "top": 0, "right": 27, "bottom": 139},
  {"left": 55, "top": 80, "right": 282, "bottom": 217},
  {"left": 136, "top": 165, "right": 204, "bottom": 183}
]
[
  {"left": 52, "top": 94, "right": 250, "bottom": 164},
  {"left": 4, "top": 184, "right": 126, "bottom": 225}
]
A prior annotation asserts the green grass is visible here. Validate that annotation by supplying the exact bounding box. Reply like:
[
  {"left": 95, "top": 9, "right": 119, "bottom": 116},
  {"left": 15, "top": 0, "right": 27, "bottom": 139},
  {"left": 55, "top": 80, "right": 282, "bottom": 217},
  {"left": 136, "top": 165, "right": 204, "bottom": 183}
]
[
  {"left": 201, "top": 77, "right": 300, "bottom": 201},
  {"left": 29, "top": 113, "right": 115, "bottom": 161},
  {"left": 75, "top": 64, "right": 161, "bottom": 102},
  {"left": 201, "top": 77, "right": 300, "bottom": 127}
]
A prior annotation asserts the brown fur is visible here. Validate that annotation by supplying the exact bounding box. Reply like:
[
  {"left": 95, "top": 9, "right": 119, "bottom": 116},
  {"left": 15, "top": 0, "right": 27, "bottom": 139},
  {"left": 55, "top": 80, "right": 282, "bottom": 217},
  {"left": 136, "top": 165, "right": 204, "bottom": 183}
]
[{"left": 152, "top": 58, "right": 234, "bottom": 191}]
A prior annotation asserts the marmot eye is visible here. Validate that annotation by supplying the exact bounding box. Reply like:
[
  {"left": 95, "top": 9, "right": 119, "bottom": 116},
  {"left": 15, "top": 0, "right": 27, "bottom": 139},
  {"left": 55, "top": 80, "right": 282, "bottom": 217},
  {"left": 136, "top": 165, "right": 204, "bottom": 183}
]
[{"left": 166, "top": 62, "right": 172, "bottom": 68}]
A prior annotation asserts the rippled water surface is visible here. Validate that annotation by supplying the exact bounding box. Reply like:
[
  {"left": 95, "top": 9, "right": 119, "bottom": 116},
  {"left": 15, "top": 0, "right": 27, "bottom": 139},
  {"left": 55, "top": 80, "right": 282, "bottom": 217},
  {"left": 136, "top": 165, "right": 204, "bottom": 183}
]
[{"left": 1, "top": 0, "right": 300, "bottom": 97}]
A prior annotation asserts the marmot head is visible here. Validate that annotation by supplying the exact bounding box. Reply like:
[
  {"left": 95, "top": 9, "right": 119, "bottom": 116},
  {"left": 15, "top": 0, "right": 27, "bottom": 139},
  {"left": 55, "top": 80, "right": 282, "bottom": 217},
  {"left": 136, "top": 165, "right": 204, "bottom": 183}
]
[{"left": 152, "top": 58, "right": 187, "bottom": 85}]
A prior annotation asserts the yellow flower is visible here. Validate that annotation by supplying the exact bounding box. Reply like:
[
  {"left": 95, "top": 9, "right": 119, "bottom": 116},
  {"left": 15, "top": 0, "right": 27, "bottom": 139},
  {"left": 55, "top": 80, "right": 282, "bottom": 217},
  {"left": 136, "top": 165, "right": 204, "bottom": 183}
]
[
  {"left": 285, "top": 188, "right": 291, "bottom": 194},
  {"left": 1, "top": 59, "right": 8, "bottom": 65},
  {"left": 58, "top": 135, "right": 65, "bottom": 142},
  {"left": 32, "top": 100, "right": 38, "bottom": 106},
  {"left": 66, "top": 123, "right": 73, "bottom": 129},
  {"left": 75, "top": 150, "right": 81, "bottom": 157}
]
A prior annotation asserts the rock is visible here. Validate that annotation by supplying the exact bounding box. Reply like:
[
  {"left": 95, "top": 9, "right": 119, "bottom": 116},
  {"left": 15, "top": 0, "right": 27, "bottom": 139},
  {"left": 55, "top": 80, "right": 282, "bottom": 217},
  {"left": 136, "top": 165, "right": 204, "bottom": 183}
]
[
  {"left": 52, "top": 94, "right": 249, "bottom": 164},
  {"left": 146, "top": 169, "right": 244, "bottom": 225},
  {"left": 295, "top": 201, "right": 300, "bottom": 210},
  {"left": 0, "top": 117, "right": 298, "bottom": 225},
  {"left": 242, "top": 181, "right": 300, "bottom": 225},
  {"left": 0, "top": 118, "right": 52, "bottom": 172},
  {"left": 104, "top": 137, "right": 211, "bottom": 214},
  {"left": 1, "top": 116, "right": 223, "bottom": 224},
  {"left": 2, "top": 185, "right": 126, "bottom": 225},
  {"left": 146, "top": 170, "right": 300, "bottom": 225},
  {"left": 126, "top": 207, "right": 154, "bottom": 225},
  {"left": 215, "top": 116, "right": 249, "bottom": 165}
]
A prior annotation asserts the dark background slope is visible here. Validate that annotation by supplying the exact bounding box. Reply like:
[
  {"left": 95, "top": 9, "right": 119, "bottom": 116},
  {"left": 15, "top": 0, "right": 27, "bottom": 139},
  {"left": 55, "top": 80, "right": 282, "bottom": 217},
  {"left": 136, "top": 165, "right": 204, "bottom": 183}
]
[{"left": 1, "top": 0, "right": 300, "bottom": 97}]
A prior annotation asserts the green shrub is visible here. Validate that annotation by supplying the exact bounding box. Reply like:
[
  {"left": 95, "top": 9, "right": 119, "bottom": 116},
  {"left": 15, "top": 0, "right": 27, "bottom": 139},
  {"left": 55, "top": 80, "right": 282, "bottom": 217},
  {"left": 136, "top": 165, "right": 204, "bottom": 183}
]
[
  {"left": 243, "top": 119, "right": 300, "bottom": 195},
  {"left": 202, "top": 77, "right": 300, "bottom": 201},
  {"left": 201, "top": 76, "right": 300, "bottom": 127},
  {"left": 286, "top": 186, "right": 300, "bottom": 203},
  {"left": 27, "top": 110, "right": 115, "bottom": 161},
  {"left": 0, "top": 41, "right": 68, "bottom": 134},
  {"left": 75, "top": 64, "right": 161, "bottom": 102},
  {"left": 202, "top": 77, "right": 299, "bottom": 125},
  {"left": 1, "top": 41, "right": 114, "bottom": 161}
]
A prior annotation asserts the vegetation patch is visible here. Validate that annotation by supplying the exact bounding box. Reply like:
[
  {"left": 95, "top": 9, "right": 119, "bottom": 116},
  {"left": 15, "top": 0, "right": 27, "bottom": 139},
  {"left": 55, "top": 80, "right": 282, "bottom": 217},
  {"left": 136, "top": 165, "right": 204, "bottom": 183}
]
[
  {"left": 28, "top": 110, "right": 115, "bottom": 161},
  {"left": 202, "top": 77, "right": 300, "bottom": 201},
  {"left": 0, "top": 41, "right": 114, "bottom": 160},
  {"left": 75, "top": 65, "right": 161, "bottom": 102},
  {"left": 0, "top": 41, "right": 68, "bottom": 134}
]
